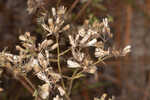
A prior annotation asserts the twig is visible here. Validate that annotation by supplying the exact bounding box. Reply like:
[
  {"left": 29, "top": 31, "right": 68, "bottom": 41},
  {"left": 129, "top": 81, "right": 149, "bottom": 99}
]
[{"left": 93, "top": 55, "right": 112, "bottom": 66}]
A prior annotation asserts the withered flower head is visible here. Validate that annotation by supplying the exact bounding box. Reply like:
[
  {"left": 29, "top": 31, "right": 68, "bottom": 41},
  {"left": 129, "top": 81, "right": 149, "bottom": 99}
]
[
  {"left": 53, "top": 95, "right": 63, "bottom": 100},
  {"left": 122, "top": 45, "right": 131, "bottom": 56},
  {"left": 38, "top": 83, "right": 50, "bottom": 99},
  {"left": 57, "top": 86, "right": 66, "bottom": 96},
  {"left": 39, "top": 6, "right": 70, "bottom": 37}
]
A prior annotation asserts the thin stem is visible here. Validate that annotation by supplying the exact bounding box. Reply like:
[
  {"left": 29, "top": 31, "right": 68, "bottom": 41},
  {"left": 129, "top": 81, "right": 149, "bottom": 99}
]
[
  {"left": 68, "top": 69, "right": 79, "bottom": 96},
  {"left": 59, "top": 48, "right": 71, "bottom": 57},
  {"left": 56, "top": 38, "right": 62, "bottom": 74},
  {"left": 62, "top": 75, "right": 71, "bottom": 80},
  {"left": 93, "top": 58, "right": 105, "bottom": 65},
  {"left": 93, "top": 55, "right": 113, "bottom": 66},
  {"left": 56, "top": 37, "right": 70, "bottom": 100},
  {"left": 76, "top": 70, "right": 84, "bottom": 77}
]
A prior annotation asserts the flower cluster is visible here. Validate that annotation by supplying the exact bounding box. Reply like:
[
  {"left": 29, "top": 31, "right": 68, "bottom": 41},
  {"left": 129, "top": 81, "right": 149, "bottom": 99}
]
[
  {"left": 38, "top": 6, "right": 70, "bottom": 37},
  {"left": 67, "top": 17, "right": 131, "bottom": 74},
  {"left": 0, "top": 6, "right": 131, "bottom": 100}
]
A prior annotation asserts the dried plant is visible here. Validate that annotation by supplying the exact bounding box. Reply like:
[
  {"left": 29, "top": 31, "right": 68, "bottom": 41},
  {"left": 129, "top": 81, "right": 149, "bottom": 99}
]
[
  {"left": 0, "top": 6, "right": 131, "bottom": 100},
  {"left": 94, "top": 93, "right": 115, "bottom": 100}
]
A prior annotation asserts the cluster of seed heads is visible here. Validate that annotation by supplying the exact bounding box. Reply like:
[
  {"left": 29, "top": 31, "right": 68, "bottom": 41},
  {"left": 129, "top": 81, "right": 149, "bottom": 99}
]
[{"left": 0, "top": 6, "right": 130, "bottom": 100}]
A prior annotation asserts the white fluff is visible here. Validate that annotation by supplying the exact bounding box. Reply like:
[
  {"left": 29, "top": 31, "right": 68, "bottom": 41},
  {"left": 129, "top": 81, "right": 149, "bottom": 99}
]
[
  {"left": 67, "top": 60, "right": 81, "bottom": 68},
  {"left": 86, "top": 39, "right": 97, "bottom": 46}
]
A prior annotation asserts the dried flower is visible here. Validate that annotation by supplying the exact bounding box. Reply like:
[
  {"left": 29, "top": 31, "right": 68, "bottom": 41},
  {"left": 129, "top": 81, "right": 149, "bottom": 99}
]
[
  {"left": 94, "top": 93, "right": 107, "bottom": 100},
  {"left": 48, "top": 71, "right": 61, "bottom": 83},
  {"left": 52, "top": 8, "right": 56, "bottom": 16},
  {"left": 68, "top": 35, "right": 77, "bottom": 47},
  {"left": 53, "top": 95, "right": 63, "bottom": 100},
  {"left": 36, "top": 71, "right": 50, "bottom": 84},
  {"left": 50, "top": 43, "right": 58, "bottom": 51},
  {"left": 58, "top": 86, "right": 65, "bottom": 96},
  {"left": 86, "top": 39, "right": 97, "bottom": 47},
  {"left": 95, "top": 48, "right": 109, "bottom": 58},
  {"left": 122, "top": 45, "right": 131, "bottom": 56},
  {"left": 94, "top": 93, "right": 115, "bottom": 100},
  {"left": 80, "top": 33, "right": 91, "bottom": 44},
  {"left": 71, "top": 48, "right": 85, "bottom": 62},
  {"left": 0, "top": 5, "right": 129, "bottom": 100},
  {"left": 19, "top": 35, "right": 27, "bottom": 41},
  {"left": 78, "top": 28, "right": 86, "bottom": 37},
  {"left": 39, "top": 83, "right": 50, "bottom": 99},
  {"left": 85, "top": 65, "right": 97, "bottom": 74},
  {"left": 103, "top": 18, "right": 108, "bottom": 27},
  {"left": 38, "top": 53, "right": 48, "bottom": 69},
  {"left": 39, "top": 6, "right": 69, "bottom": 37},
  {"left": 67, "top": 60, "right": 81, "bottom": 68}
]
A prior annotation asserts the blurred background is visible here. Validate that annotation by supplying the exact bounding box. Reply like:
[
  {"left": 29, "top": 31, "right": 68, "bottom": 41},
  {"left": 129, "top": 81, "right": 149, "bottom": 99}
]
[{"left": 0, "top": 0, "right": 150, "bottom": 100}]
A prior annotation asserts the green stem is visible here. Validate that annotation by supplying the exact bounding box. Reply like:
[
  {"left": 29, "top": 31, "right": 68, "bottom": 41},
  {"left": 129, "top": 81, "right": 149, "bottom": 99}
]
[
  {"left": 68, "top": 69, "right": 79, "bottom": 96},
  {"left": 59, "top": 48, "right": 71, "bottom": 57},
  {"left": 93, "top": 55, "right": 113, "bottom": 66},
  {"left": 56, "top": 37, "right": 70, "bottom": 100}
]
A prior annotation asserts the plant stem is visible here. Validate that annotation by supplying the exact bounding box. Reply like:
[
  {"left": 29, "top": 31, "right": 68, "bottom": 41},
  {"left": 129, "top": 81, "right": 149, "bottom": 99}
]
[
  {"left": 93, "top": 55, "right": 113, "bottom": 66},
  {"left": 59, "top": 48, "right": 71, "bottom": 57},
  {"left": 56, "top": 37, "right": 70, "bottom": 100},
  {"left": 68, "top": 69, "right": 79, "bottom": 96}
]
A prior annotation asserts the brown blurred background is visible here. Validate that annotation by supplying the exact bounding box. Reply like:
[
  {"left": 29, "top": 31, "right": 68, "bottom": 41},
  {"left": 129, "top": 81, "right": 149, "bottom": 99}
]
[{"left": 0, "top": 0, "right": 150, "bottom": 100}]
